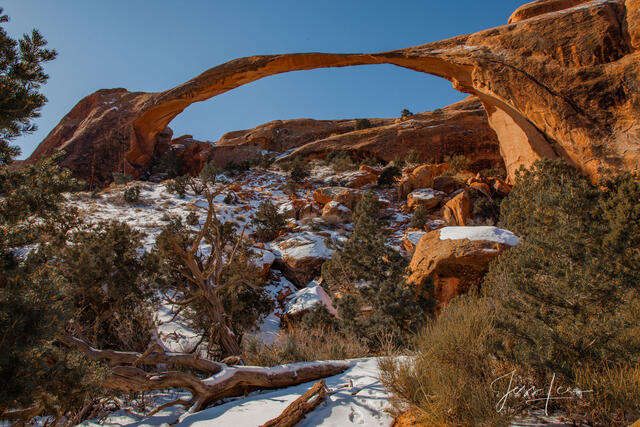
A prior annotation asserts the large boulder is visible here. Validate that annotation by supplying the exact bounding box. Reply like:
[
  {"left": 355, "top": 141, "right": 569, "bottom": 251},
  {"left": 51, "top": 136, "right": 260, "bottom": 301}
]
[
  {"left": 407, "top": 188, "right": 446, "bottom": 211},
  {"left": 408, "top": 226, "right": 519, "bottom": 307},
  {"left": 271, "top": 232, "right": 334, "bottom": 287}
]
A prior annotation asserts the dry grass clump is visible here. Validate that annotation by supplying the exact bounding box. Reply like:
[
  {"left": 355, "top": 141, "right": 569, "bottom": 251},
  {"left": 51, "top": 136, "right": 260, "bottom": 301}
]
[
  {"left": 572, "top": 363, "right": 640, "bottom": 425},
  {"left": 379, "top": 296, "right": 512, "bottom": 427},
  {"left": 242, "top": 325, "right": 370, "bottom": 367}
]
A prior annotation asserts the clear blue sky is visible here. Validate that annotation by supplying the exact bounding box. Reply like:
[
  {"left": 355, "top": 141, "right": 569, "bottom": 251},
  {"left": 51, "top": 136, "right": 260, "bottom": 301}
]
[{"left": 3, "top": 0, "right": 523, "bottom": 158}]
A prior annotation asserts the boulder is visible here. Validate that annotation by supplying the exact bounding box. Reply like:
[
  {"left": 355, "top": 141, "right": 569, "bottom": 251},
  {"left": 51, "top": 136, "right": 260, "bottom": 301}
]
[
  {"left": 322, "top": 201, "right": 352, "bottom": 222},
  {"left": 281, "top": 281, "right": 338, "bottom": 326},
  {"left": 311, "top": 187, "right": 363, "bottom": 210},
  {"left": 431, "top": 163, "right": 451, "bottom": 177},
  {"left": 271, "top": 232, "right": 334, "bottom": 287},
  {"left": 407, "top": 188, "right": 446, "bottom": 211},
  {"left": 491, "top": 179, "right": 512, "bottom": 197},
  {"left": 251, "top": 248, "right": 276, "bottom": 277},
  {"left": 408, "top": 226, "right": 518, "bottom": 307},
  {"left": 398, "top": 164, "right": 437, "bottom": 199},
  {"left": 433, "top": 176, "right": 466, "bottom": 194},
  {"left": 336, "top": 169, "right": 377, "bottom": 188},
  {"left": 402, "top": 230, "right": 428, "bottom": 253},
  {"left": 359, "top": 164, "right": 383, "bottom": 176},
  {"left": 442, "top": 190, "right": 471, "bottom": 226}
]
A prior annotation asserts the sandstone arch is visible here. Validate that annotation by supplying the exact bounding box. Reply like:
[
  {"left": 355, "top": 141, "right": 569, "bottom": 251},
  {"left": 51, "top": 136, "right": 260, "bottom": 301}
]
[{"left": 26, "top": 0, "right": 640, "bottom": 184}]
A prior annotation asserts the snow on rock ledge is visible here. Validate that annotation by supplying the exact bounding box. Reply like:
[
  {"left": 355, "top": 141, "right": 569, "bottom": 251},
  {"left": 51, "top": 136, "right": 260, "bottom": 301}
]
[
  {"left": 285, "top": 281, "right": 338, "bottom": 317},
  {"left": 271, "top": 232, "right": 334, "bottom": 286},
  {"left": 439, "top": 226, "right": 519, "bottom": 246}
]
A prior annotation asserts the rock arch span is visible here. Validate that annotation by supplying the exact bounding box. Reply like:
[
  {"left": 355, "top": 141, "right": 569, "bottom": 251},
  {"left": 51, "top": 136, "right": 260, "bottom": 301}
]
[{"left": 26, "top": 0, "right": 640, "bottom": 184}]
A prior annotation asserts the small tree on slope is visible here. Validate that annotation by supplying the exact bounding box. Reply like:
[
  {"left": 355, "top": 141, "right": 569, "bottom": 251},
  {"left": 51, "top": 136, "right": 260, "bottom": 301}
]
[{"left": 322, "top": 191, "right": 434, "bottom": 348}]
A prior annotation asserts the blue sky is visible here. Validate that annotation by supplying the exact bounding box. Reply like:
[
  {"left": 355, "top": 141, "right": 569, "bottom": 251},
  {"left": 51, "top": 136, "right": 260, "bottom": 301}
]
[{"left": 4, "top": 1, "right": 523, "bottom": 158}]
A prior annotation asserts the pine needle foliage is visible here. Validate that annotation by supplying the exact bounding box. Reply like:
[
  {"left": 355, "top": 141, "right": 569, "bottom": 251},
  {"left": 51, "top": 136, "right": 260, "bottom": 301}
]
[
  {"left": 484, "top": 159, "right": 640, "bottom": 423},
  {"left": 322, "top": 192, "right": 434, "bottom": 348}
]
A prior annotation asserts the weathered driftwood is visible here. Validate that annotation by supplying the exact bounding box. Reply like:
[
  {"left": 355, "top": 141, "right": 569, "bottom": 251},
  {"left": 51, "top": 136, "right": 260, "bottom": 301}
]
[
  {"left": 260, "top": 380, "right": 327, "bottom": 427},
  {"left": 60, "top": 335, "right": 350, "bottom": 412}
]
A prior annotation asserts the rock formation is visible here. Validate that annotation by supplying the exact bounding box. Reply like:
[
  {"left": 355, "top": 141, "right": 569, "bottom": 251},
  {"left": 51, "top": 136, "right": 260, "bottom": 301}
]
[
  {"left": 23, "top": 0, "right": 640, "bottom": 185},
  {"left": 408, "top": 226, "right": 519, "bottom": 306}
]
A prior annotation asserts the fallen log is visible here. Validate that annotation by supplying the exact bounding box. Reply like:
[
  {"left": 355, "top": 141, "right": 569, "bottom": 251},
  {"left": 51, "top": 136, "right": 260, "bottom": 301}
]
[
  {"left": 61, "top": 335, "right": 351, "bottom": 412},
  {"left": 260, "top": 380, "right": 327, "bottom": 427}
]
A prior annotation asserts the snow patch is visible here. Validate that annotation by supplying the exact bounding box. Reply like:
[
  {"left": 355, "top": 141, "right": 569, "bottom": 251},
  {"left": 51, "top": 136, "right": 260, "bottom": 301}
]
[
  {"left": 439, "top": 226, "right": 519, "bottom": 246},
  {"left": 271, "top": 232, "right": 333, "bottom": 260},
  {"left": 285, "top": 281, "right": 337, "bottom": 316}
]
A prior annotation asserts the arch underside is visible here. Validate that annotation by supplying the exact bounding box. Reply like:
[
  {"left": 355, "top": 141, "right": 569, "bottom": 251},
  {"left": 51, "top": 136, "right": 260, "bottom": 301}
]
[{"left": 127, "top": 51, "right": 555, "bottom": 182}]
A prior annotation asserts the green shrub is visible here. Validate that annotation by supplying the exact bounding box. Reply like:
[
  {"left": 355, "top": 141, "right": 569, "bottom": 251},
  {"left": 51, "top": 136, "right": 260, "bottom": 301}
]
[
  {"left": 112, "top": 172, "right": 134, "bottom": 185},
  {"left": 483, "top": 159, "right": 640, "bottom": 424},
  {"left": 224, "top": 160, "right": 250, "bottom": 175},
  {"left": 186, "top": 211, "right": 199, "bottom": 226},
  {"left": 410, "top": 204, "right": 428, "bottom": 229},
  {"left": 379, "top": 296, "right": 512, "bottom": 426},
  {"left": 166, "top": 175, "right": 189, "bottom": 198},
  {"left": 153, "top": 151, "right": 182, "bottom": 178},
  {"left": 404, "top": 149, "right": 422, "bottom": 165},
  {"left": 0, "top": 14, "right": 106, "bottom": 418},
  {"left": 50, "top": 221, "right": 157, "bottom": 351},
  {"left": 480, "top": 167, "right": 507, "bottom": 179},
  {"left": 354, "top": 118, "right": 372, "bottom": 130},
  {"left": 200, "top": 160, "right": 222, "bottom": 185},
  {"left": 289, "top": 157, "right": 310, "bottom": 182},
  {"left": 401, "top": 108, "right": 414, "bottom": 118},
  {"left": 322, "top": 192, "right": 434, "bottom": 349},
  {"left": 377, "top": 165, "right": 401, "bottom": 187},
  {"left": 123, "top": 185, "right": 140, "bottom": 203},
  {"left": 471, "top": 194, "right": 500, "bottom": 222},
  {"left": 325, "top": 151, "right": 355, "bottom": 172},
  {"left": 251, "top": 200, "right": 287, "bottom": 241},
  {"left": 444, "top": 154, "right": 471, "bottom": 173}
]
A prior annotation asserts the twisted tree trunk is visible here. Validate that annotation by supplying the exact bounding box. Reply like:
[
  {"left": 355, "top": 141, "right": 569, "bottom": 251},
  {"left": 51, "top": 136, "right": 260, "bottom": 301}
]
[{"left": 60, "top": 335, "right": 350, "bottom": 412}]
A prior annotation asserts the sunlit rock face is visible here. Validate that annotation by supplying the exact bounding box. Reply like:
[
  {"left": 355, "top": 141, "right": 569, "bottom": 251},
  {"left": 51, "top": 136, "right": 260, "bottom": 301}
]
[{"left": 24, "top": 0, "right": 640, "bottom": 185}]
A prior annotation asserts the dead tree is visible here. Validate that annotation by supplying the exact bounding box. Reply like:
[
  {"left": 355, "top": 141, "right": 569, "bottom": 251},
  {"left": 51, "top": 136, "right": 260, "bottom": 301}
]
[
  {"left": 59, "top": 335, "right": 350, "bottom": 413},
  {"left": 260, "top": 380, "right": 327, "bottom": 427},
  {"left": 159, "top": 187, "right": 259, "bottom": 358}
]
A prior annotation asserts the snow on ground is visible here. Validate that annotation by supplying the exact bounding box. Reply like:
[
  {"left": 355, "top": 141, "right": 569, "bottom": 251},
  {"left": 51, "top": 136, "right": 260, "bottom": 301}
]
[
  {"left": 404, "top": 230, "right": 426, "bottom": 246},
  {"left": 407, "top": 188, "right": 445, "bottom": 200},
  {"left": 439, "top": 226, "right": 519, "bottom": 246},
  {"left": 175, "top": 358, "right": 393, "bottom": 427}
]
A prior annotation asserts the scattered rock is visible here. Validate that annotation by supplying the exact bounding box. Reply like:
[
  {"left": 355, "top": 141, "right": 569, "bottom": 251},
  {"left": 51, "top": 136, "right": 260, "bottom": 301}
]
[
  {"left": 312, "top": 187, "right": 363, "bottom": 210},
  {"left": 433, "top": 176, "right": 466, "bottom": 194}
]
